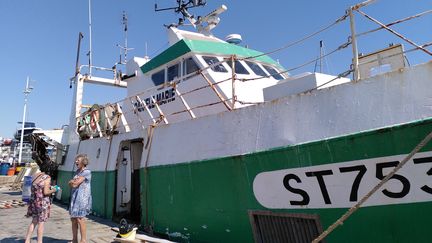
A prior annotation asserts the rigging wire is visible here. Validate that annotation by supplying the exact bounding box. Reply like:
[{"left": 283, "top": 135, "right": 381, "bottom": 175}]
[
  {"left": 238, "top": 40, "right": 351, "bottom": 82},
  {"left": 356, "top": 9, "right": 432, "bottom": 38},
  {"left": 241, "top": 12, "right": 349, "bottom": 60},
  {"left": 356, "top": 9, "right": 432, "bottom": 56}
]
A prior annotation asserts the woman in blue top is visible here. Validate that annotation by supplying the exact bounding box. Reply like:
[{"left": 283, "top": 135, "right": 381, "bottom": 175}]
[{"left": 68, "top": 154, "right": 92, "bottom": 243}]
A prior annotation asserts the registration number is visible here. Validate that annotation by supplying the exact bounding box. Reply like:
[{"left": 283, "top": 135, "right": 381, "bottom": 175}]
[{"left": 253, "top": 151, "right": 432, "bottom": 209}]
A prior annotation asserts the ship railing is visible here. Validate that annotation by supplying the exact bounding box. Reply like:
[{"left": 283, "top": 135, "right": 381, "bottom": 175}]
[
  {"left": 236, "top": 1, "right": 431, "bottom": 84},
  {"left": 74, "top": 57, "right": 235, "bottom": 140},
  {"left": 75, "top": 1, "right": 432, "bottom": 140}
]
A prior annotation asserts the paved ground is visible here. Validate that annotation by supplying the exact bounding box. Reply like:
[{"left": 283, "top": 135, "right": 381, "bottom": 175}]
[{"left": 0, "top": 185, "right": 117, "bottom": 243}]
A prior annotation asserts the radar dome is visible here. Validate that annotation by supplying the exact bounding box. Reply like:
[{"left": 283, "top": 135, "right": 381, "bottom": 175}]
[{"left": 225, "top": 34, "right": 242, "bottom": 45}]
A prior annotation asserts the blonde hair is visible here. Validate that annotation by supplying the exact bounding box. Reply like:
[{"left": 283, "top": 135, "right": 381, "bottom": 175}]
[{"left": 75, "top": 154, "right": 89, "bottom": 166}]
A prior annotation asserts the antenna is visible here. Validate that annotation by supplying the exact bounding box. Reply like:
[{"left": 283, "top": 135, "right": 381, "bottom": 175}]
[
  {"left": 155, "top": 0, "right": 226, "bottom": 35},
  {"left": 314, "top": 40, "right": 327, "bottom": 73},
  {"left": 88, "top": 0, "right": 93, "bottom": 76},
  {"left": 155, "top": 0, "right": 207, "bottom": 27},
  {"left": 117, "top": 11, "right": 134, "bottom": 65}
]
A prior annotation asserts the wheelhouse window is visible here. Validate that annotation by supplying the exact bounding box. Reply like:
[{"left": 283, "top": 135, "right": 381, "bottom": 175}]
[
  {"left": 183, "top": 57, "right": 200, "bottom": 76},
  {"left": 151, "top": 69, "right": 165, "bottom": 86},
  {"left": 263, "top": 65, "right": 285, "bottom": 80},
  {"left": 202, "top": 56, "right": 228, "bottom": 73},
  {"left": 245, "top": 60, "right": 267, "bottom": 76},
  {"left": 225, "top": 59, "right": 250, "bottom": 75},
  {"left": 167, "top": 63, "right": 180, "bottom": 82}
]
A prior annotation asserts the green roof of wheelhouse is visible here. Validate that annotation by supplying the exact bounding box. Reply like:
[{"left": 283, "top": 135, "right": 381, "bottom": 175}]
[{"left": 140, "top": 39, "right": 281, "bottom": 74}]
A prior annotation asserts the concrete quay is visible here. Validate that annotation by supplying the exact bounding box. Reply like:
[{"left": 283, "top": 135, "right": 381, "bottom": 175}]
[{"left": 0, "top": 185, "right": 117, "bottom": 243}]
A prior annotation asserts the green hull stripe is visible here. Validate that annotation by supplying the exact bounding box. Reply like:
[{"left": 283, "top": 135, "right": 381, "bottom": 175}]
[
  {"left": 140, "top": 39, "right": 280, "bottom": 74},
  {"left": 58, "top": 118, "right": 432, "bottom": 242},
  {"left": 147, "top": 119, "right": 432, "bottom": 242}
]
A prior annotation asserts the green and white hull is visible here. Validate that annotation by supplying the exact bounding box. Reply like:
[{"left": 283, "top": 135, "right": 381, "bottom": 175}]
[
  {"left": 57, "top": 60, "right": 432, "bottom": 242},
  {"left": 54, "top": 5, "right": 432, "bottom": 241},
  {"left": 58, "top": 117, "right": 432, "bottom": 242}
]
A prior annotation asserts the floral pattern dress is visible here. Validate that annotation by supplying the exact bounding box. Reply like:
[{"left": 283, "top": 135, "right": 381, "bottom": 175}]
[
  {"left": 69, "top": 169, "right": 92, "bottom": 218},
  {"left": 26, "top": 174, "right": 51, "bottom": 222}
]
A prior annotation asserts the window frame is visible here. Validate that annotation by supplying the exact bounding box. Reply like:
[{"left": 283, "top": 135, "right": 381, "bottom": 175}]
[
  {"left": 225, "top": 58, "right": 250, "bottom": 75},
  {"left": 151, "top": 68, "right": 166, "bottom": 86},
  {"left": 182, "top": 56, "right": 200, "bottom": 79},
  {"left": 244, "top": 60, "right": 268, "bottom": 77},
  {"left": 202, "top": 56, "right": 229, "bottom": 73},
  {"left": 263, "top": 65, "right": 285, "bottom": 80},
  {"left": 167, "top": 62, "right": 181, "bottom": 82}
]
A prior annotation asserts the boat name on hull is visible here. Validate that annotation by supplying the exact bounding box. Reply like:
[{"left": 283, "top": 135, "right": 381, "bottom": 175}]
[{"left": 134, "top": 88, "right": 176, "bottom": 111}]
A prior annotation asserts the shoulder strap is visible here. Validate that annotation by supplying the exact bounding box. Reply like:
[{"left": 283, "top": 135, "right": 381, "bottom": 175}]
[{"left": 32, "top": 174, "right": 43, "bottom": 184}]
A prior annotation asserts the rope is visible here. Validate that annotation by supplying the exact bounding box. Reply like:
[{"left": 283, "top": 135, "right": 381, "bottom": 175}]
[
  {"left": 356, "top": 9, "right": 432, "bottom": 56},
  {"left": 312, "top": 130, "right": 432, "bottom": 243},
  {"left": 238, "top": 40, "right": 351, "bottom": 83},
  {"left": 356, "top": 9, "right": 432, "bottom": 38},
  {"left": 242, "top": 13, "right": 349, "bottom": 60},
  {"left": 143, "top": 117, "right": 164, "bottom": 227}
]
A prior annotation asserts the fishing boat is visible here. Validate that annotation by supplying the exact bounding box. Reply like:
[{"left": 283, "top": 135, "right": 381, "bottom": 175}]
[
  {"left": 54, "top": 1, "right": 432, "bottom": 242},
  {"left": 14, "top": 122, "right": 40, "bottom": 142}
]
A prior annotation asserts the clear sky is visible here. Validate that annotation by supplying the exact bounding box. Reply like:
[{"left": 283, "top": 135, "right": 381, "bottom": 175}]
[{"left": 0, "top": 0, "right": 430, "bottom": 138}]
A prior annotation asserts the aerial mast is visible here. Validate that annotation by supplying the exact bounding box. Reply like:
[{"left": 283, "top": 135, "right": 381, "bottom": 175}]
[
  {"left": 117, "top": 11, "right": 133, "bottom": 65},
  {"left": 18, "top": 77, "right": 34, "bottom": 167},
  {"left": 88, "top": 0, "right": 93, "bottom": 76}
]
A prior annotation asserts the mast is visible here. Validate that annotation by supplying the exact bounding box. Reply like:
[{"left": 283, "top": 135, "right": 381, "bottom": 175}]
[
  {"left": 349, "top": 8, "right": 360, "bottom": 82},
  {"left": 18, "top": 77, "right": 33, "bottom": 166},
  {"left": 88, "top": 0, "right": 93, "bottom": 76},
  {"left": 117, "top": 11, "right": 133, "bottom": 65}
]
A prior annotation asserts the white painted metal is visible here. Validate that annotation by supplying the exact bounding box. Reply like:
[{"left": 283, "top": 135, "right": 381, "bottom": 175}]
[
  {"left": 358, "top": 44, "right": 405, "bottom": 79},
  {"left": 349, "top": 7, "right": 359, "bottom": 82},
  {"left": 84, "top": 76, "right": 127, "bottom": 87},
  {"left": 117, "top": 145, "right": 132, "bottom": 213},
  {"left": 59, "top": 61, "right": 432, "bottom": 173},
  {"left": 146, "top": 61, "right": 432, "bottom": 167},
  {"left": 263, "top": 73, "right": 350, "bottom": 101}
]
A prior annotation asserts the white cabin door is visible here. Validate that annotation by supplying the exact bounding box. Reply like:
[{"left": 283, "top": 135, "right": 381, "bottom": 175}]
[
  {"left": 116, "top": 145, "right": 132, "bottom": 214},
  {"left": 115, "top": 140, "right": 143, "bottom": 222}
]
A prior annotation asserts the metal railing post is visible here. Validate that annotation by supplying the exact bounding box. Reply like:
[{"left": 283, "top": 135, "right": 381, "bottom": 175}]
[{"left": 349, "top": 8, "right": 360, "bottom": 82}]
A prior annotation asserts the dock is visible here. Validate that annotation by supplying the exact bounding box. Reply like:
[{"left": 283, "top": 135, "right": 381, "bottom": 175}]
[{"left": 0, "top": 183, "right": 117, "bottom": 242}]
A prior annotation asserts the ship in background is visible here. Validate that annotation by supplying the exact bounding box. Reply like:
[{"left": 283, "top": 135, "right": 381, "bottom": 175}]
[{"left": 48, "top": 1, "right": 432, "bottom": 242}]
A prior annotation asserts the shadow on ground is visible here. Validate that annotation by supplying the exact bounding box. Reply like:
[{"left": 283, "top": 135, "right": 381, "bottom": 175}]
[
  {"left": 1, "top": 191, "right": 21, "bottom": 196},
  {"left": 0, "top": 236, "right": 69, "bottom": 242},
  {"left": 52, "top": 201, "right": 117, "bottom": 227}
]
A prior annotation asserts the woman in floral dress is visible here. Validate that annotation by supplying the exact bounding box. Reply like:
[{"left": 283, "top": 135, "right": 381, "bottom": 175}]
[
  {"left": 24, "top": 172, "right": 59, "bottom": 243},
  {"left": 68, "top": 154, "right": 92, "bottom": 243}
]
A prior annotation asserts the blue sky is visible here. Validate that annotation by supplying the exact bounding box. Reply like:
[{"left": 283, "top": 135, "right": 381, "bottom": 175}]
[{"left": 0, "top": 0, "right": 430, "bottom": 138}]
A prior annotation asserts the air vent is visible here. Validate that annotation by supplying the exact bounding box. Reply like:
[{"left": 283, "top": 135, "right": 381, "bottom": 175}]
[{"left": 249, "top": 211, "right": 324, "bottom": 243}]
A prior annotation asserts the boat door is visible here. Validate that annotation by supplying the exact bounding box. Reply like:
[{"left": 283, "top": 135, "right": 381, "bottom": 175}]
[{"left": 115, "top": 140, "right": 143, "bottom": 223}]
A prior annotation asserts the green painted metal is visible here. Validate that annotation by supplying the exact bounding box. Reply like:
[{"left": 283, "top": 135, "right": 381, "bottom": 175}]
[
  {"left": 143, "top": 118, "right": 432, "bottom": 242},
  {"left": 140, "top": 39, "right": 281, "bottom": 74},
  {"left": 57, "top": 118, "right": 432, "bottom": 242},
  {"left": 56, "top": 170, "right": 116, "bottom": 219}
]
